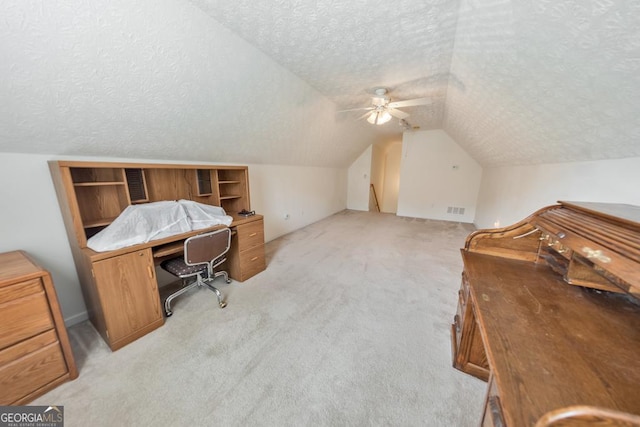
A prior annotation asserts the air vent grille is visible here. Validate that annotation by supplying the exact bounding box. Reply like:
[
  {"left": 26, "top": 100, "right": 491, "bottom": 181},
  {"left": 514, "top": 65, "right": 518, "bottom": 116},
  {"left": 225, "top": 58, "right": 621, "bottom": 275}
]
[
  {"left": 447, "top": 206, "right": 466, "bottom": 215},
  {"left": 125, "top": 168, "right": 148, "bottom": 203}
]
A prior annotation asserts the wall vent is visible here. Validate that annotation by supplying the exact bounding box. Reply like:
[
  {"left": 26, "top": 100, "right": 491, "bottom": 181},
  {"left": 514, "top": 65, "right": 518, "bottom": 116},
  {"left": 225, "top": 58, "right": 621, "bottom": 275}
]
[
  {"left": 125, "top": 168, "right": 148, "bottom": 203},
  {"left": 447, "top": 206, "right": 466, "bottom": 215}
]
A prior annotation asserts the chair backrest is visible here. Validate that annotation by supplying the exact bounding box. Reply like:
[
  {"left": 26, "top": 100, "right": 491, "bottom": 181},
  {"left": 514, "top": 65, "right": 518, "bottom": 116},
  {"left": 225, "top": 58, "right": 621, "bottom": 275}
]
[
  {"left": 184, "top": 228, "right": 231, "bottom": 266},
  {"left": 535, "top": 405, "right": 640, "bottom": 427}
]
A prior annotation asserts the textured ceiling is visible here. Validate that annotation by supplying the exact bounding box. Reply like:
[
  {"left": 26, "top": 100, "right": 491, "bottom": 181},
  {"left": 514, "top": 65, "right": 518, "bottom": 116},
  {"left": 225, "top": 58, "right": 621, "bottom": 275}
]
[
  {"left": 192, "top": 0, "right": 640, "bottom": 166},
  {"left": 1, "top": 0, "right": 639, "bottom": 167},
  {"left": 186, "top": 0, "right": 461, "bottom": 136},
  {"left": 445, "top": 0, "right": 640, "bottom": 166}
]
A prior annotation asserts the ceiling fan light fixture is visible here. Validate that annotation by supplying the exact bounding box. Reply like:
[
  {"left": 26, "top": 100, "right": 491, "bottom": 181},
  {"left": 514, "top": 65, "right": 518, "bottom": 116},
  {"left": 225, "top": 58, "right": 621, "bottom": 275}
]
[
  {"left": 367, "top": 110, "right": 392, "bottom": 125},
  {"left": 378, "top": 110, "right": 392, "bottom": 124}
]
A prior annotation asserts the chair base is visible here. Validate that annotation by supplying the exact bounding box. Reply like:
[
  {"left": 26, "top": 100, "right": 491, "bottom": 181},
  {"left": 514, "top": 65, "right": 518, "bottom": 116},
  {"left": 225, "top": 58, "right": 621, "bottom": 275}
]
[{"left": 164, "top": 272, "right": 232, "bottom": 317}]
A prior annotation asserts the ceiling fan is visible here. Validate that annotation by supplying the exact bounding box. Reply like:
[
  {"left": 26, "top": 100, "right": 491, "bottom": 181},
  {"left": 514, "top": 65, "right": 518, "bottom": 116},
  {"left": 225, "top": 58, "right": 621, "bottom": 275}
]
[{"left": 338, "top": 88, "right": 431, "bottom": 125}]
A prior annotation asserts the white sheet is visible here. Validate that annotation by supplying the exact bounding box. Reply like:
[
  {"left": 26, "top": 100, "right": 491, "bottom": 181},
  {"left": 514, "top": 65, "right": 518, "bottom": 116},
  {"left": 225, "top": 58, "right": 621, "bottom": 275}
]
[
  {"left": 178, "top": 199, "right": 232, "bottom": 230},
  {"left": 87, "top": 200, "right": 233, "bottom": 252}
]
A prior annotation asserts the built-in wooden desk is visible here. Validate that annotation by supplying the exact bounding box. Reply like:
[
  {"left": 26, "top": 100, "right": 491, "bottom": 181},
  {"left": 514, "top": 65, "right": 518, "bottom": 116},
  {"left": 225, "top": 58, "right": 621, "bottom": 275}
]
[
  {"left": 49, "top": 161, "right": 266, "bottom": 351},
  {"left": 74, "top": 215, "right": 265, "bottom": 351}
]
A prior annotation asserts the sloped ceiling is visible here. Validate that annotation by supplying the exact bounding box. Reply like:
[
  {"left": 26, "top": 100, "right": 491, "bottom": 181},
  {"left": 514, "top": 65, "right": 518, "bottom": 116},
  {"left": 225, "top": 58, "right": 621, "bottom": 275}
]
[
  {"left": 190, "top": 0, "right": 640, "bottom": 166},
  {"left": 445, "top": 1, "right": 640, "bottom": 166},
  {"left": 188, "top": 0, "right": 460, "bottom": 139},
  {"left": 1, "top": 0, "right": 639, "bottom": 167}
]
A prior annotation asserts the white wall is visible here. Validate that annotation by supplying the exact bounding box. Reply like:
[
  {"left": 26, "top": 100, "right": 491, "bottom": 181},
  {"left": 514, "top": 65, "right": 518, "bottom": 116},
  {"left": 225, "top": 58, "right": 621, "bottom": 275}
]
[
  {"left": 475, "top": 157, "right": 640, "bottom": 229},
  {"left": 381, "top": 141, "right": 402, "bottom": 213},
  {"left": 0, "top": 154, "right": 88, "bottom": 326},
  {"left": 0, "top": 153, "right": 347, "bottom": 325},
  {"left": 346, "top": 145, "right": 372, "bottom": 211},
  {"left": 396, "top": 130, "right": 482, "bottom": 222},
  {"left": 249, "top": 164, "right": 347, "bottom": 240},
  {"left": 370, "top": 144, "right": 386, "bottom": 211}
]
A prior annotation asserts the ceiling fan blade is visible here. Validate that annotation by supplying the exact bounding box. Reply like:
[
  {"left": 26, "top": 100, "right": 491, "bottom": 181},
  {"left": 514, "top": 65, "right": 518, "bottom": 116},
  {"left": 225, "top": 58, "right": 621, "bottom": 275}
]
[
  {"left": 337, "top": 107, "right": 374, "bottom": 113},
  {"left": 387, "top": 97, "right": 432, "bottom": 109},
  {"left": 357, "top": 111, "right": 373, "bottom": 121},
  {"left": 388, "top": 108, "right": 410, "bottom": 119}
]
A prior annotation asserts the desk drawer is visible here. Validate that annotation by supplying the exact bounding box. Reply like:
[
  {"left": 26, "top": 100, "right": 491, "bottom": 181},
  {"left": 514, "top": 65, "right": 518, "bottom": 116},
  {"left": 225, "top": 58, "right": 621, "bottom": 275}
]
[
  {"left": 236, "top": 220, "right": 264, "bottom": 252},
  {"left": 0, "top": 330, "right": 67, "bottom": 405},
  {"left": 0, "top": 279, "right": 54, "bottom": 351},
  {"left": 238, "top": 244, "right": 266, "bottom": 281}
]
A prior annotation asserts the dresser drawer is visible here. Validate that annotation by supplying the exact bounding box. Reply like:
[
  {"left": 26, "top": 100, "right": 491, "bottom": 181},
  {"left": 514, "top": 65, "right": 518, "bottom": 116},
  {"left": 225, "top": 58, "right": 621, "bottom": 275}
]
[
  {"left": 238, "top": 244, "right": 266, "bottom": 281},
  {"left": 0, "top": 279, "right": 54, "bottom": 351},
  {"left": 236, "top": 220, "right": 265, "bottom": 252},
  {"left": 0, "top": 330, "right": 67, "bottom": 405}
]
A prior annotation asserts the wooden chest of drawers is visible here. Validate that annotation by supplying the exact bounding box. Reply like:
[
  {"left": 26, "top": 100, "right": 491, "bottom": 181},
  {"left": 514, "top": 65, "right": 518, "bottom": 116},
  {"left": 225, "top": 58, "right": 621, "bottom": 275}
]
[
  {"left": 227, "top": 217, "right": 266, "bottom": 281},
  {"left": 0, "top": 251, "right": 77, "bottom": 405}
]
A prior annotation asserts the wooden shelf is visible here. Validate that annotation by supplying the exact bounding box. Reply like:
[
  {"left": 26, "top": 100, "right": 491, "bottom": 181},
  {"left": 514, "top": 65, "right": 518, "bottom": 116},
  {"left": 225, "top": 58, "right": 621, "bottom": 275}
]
[
  {"left": 52, "top": 161, "right": 251, "bottom": 246},
  {"left": 83, "top": 217, "right": 118, "bottom": 228},
  {"left": 73, "top": 181, "right": 125, "bottom": 187},
  {"left": 152, "top": 242, "right": 184, "bottom": 258}
]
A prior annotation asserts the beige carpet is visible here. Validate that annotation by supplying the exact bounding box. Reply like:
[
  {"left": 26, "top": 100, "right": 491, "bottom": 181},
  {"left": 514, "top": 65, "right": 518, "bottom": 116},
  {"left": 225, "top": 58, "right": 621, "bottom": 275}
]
[{"left": 33, "top": 210, "right": 486, "bottom": 426}]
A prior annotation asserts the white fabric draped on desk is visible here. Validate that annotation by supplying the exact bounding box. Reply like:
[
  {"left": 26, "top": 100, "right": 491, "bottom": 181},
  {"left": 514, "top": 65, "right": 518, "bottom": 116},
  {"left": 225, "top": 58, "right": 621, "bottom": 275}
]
[{"left": 86, "top": 200, "right": 233, "bottom": 252}]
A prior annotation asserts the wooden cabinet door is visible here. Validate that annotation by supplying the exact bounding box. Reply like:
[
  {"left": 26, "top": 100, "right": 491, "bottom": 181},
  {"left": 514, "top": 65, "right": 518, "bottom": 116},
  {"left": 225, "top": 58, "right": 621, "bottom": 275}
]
[{"left": 93, "top": 250, "right": 163, "bottom": 345}]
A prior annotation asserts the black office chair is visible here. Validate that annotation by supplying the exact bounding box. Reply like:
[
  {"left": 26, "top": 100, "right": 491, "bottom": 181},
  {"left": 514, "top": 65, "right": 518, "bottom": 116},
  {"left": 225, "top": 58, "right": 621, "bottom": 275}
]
[{"left": 160, "top": 228, "right": 232, "bottom": 316}]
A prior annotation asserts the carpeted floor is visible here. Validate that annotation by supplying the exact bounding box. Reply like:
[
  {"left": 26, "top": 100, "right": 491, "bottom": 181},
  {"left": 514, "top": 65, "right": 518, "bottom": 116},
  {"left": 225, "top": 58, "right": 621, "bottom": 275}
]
[{"left": 33, "top": 210, "right": 486, "bottom": 426}]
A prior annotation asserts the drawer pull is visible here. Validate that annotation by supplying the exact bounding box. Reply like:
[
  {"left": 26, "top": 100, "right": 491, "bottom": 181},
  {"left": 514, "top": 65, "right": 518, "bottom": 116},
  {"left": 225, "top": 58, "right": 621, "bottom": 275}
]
[
  {"left": 251, "top": 256, "right": 258, "bottom": 261},
  {"left": 147, "top": 265, "right": 154, "bottom": 278},
  {"left": 249, "top": 232, "right": 257, "bottom": 237}
]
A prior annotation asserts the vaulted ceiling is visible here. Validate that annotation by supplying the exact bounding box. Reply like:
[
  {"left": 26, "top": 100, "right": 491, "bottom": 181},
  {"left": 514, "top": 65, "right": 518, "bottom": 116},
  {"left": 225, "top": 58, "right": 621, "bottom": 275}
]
[
  {"left": 190, "top": 0, "right": 640, "bottom": 166},
  {"left": 1, "top": 0, "right": 639, "bottom": 168}
]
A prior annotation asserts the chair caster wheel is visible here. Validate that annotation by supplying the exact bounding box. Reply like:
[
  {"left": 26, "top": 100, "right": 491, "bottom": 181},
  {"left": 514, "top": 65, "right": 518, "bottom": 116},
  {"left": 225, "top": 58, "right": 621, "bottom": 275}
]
[
  {"left": 226, "top": 279, "right": 232, "bottom": 284},
  {"left": 219, "top": 302, "right": 227, "bottom": 309},
  {"left": 165, "top": 311, "right": 173, "bottom": 317}
]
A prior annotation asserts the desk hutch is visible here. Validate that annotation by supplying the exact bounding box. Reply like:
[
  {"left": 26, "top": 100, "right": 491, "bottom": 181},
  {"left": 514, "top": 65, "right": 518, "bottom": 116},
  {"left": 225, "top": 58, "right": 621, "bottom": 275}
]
[
  {"left": 50, "top": 161, "right": 266, "bottom": 351},
  {"left": 451, "top": 202, "right": 640, "bottom": 426}
]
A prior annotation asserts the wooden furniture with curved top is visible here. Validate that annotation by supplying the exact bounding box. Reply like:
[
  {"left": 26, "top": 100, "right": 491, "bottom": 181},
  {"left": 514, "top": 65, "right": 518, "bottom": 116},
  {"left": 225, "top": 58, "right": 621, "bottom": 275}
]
[
  {"left": 451, "top": 201, "right": 640, "bottom": 426},
  {"left": 535, "top": 406, "right": 640, "bottom": 427}
]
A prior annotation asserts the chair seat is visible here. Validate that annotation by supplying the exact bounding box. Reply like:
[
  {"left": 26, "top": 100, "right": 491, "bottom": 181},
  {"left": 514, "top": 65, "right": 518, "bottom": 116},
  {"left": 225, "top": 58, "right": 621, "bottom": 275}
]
[
  {"left": 161, "top": 258, "right": 207, "bottom": 278},
  {"left": 159, "top": 228, "right": 232, "bottom": 316}
]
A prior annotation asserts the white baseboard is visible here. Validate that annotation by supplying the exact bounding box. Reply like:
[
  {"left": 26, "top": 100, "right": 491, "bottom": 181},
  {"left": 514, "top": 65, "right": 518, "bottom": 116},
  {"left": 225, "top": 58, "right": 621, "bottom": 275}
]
[{"left": 64, "top": 311, "right": 89, "bottom": 327}]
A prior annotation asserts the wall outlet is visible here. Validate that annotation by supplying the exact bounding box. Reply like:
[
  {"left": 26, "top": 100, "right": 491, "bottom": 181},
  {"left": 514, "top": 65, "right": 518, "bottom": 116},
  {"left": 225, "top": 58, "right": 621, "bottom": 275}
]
[{"left": 284, "top": 213, "right": 290, "bottom": 220}]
